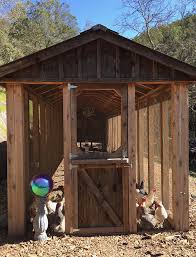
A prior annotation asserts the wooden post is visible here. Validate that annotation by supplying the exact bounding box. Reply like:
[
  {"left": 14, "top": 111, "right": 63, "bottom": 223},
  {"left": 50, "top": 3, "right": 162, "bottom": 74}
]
[
  {"left": 147, "top": 105, "right": 155, "bottom": 191},
  {"left": 160, "top": 101, "right": 170, "bottom": 210},
  {"left": 70, "top": 88, "right": 77, "bottom": 153},
  {"left": 128, "top": 83, "right": 137, "bottom": 233},
  {"left": 171, "top": 83, "right": 189, "bottom": 231},
  {"left": 70, "top": 87, "right": 78, "bottom": 229},
  {"left": 6, "top": 83, "right": 26, "bottom": 237},
  {"left": 63, "top": 83, "right": 74, "bottom": 233}
]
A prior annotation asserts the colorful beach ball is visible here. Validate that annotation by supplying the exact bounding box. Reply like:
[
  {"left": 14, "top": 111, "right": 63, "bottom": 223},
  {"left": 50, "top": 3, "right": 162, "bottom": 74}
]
[{"left": 30, "top": 175, "right": 53, "bottom": 197}]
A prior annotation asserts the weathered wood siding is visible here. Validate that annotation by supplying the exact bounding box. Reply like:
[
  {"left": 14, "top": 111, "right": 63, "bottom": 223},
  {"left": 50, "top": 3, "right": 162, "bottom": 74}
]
[{"left": 3, "top": 39, "right": 191, "bottom": 82}]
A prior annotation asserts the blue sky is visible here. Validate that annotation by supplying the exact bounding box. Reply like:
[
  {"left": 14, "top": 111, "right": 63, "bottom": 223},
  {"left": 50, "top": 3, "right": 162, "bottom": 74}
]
[{"left": 67, "top": 0, "right": 131, "bottom": 36}]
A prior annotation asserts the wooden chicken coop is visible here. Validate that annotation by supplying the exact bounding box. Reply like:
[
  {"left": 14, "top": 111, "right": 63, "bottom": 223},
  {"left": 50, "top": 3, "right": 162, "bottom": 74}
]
[{"left": 0, "top": 25, "right": 196, "bottom": 237}]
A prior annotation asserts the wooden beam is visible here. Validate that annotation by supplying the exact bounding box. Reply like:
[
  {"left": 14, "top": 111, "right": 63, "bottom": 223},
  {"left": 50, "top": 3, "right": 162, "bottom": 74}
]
[
  {"left": 63, "top": 83, "right": 74, "bottom": 233},
  {"left": 137, "top": 88, "right": 171, "bottom": 110},
  {"left": 128, "top": 83, "right": 137, "bottom": 233},
  {"left": 80, "top": 168, "right": 122, "bottom": 226},
  {"left": 73, "top": 226, "right": 124, "bottom": 235},
  {"left": 1, "top": 79, "right": 195, "bottom": 84},
  {"left": 171, "top": 82, "right": 189, "bottom": 231},
  {"left": 160, "top": 100, "right": 170, "bottom": 210},
  {"left": 147, "top": 105, "right": 155, "bottom": 191},
  {"left": 6, "top": 83, "right": 26, "bottom": 237}
]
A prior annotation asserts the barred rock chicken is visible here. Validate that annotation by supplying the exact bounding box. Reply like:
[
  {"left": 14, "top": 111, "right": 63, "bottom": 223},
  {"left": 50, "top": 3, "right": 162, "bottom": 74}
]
[{"left": 154, "top": 201, "right": 168, "bottom": 227}]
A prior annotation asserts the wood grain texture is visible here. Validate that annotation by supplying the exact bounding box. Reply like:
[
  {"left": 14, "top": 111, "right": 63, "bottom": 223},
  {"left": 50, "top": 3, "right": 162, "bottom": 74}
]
[
  {"left": 80, "top": 168, "right": 122, "bottom": 226},
  {"left": 63, "top": 83, "right": 74, "bottom": 233},
  {"left": 147, "top": 105, "right": 155, "bottom": 191},
  {"left": 171, "top": 83, "right": 189, "bottom": 231},
  {"left": 160, "top": 100, "right": 170, "bottom": 210},
  {"left": 128, "top": 83, "right": 137, "bottom": 233},
  {"left": 78, "top": 167, "right": 123, "bottom": 228},
  {"left": 6, "top": 83, "right": 26, "bottom": 237},
  {"left": 137, "top": 109, "right": 144, "bottom": 183}
]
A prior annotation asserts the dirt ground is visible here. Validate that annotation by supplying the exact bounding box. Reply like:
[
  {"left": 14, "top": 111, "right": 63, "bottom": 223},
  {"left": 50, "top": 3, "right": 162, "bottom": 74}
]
[{"left": 0, "top": 164, "right": 195, "bottom": 257}]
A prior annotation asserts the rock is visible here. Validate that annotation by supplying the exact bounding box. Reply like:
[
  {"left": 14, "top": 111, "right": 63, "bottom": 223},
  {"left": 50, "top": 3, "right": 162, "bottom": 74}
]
[
  {"left": 122, "top": 241, "right": 128, "bottom": 245},
  {"left": 141, "top": 233, "right": 152, "bottom": 240}
]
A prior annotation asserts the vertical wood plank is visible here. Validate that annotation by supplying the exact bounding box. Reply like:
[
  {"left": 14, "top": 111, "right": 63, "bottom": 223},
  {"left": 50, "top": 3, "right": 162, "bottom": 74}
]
[
  {"left": 121, "top": 85, "right": 128, "bottom": 157},
  {"left": 171, "top": 83, "right": 189, "bottom": 231},
  {"left": 32, "top": 96, "right": 40, "bottom": 176},
  {"left": 128, "top": 83, "right": 137, "bottom": 233},
  {"left": 6, "top": 83, "right": 26, "bottom": 237},
  {"left": 71, "top": 88, "right": 77, "bottom": 153},
  {"left": 160, "top": 101, "right": 170, "bottom": 210},
  {"left": 97, "top": 39, "right": 101, "bottom": 79},
  {"left": 147, "top": 105, "right": 155, "bottom": 191},
  {"left": 40, "top": 101, "right": 46, "bottom": 171},
  {"left": 122, "top": 166, "right": 129, "bottom": 232},
  {"left": 63, "top": 83, "right": 74, "bottom": 233},
  {"left": 24, "top": 90, "right": 30, "bottom": 204},
  {"left": 137, "top": 109, "right": 144, "bottom": 183},
  {"left": 77, "top": 47, "right": 82, "bottom": 78},
  {"left": 73, "top": 167, "right": 78, "bottom": 229},
  {"left": 115, "top": 46, "right": 120, "bottom": 78},
  {"left": 181, "top": 85, "right": 189, "bottom": 231}
]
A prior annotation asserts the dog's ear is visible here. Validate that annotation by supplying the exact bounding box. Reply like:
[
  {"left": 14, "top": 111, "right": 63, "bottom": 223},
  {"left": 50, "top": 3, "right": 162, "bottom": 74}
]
[{"left": 136, "top": 183, "right": 139, "bottom": 189}]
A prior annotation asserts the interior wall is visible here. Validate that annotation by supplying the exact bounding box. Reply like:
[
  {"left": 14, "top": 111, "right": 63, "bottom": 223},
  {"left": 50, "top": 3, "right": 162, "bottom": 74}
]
[
  {"left": 107, "top": 115, "right": 121, "bottom": 153},
  {"left": 137, "top": 99, "right": 173, "bottom": 219},
  {"left": 27, "top": 90, "right": 63, "bottom": 181}
]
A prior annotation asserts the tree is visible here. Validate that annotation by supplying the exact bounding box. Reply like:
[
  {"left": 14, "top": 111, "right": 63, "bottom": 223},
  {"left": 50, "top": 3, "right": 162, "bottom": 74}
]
[
  {"left": 117, "top": 0, "right": 174, "bottom": 49},
  {"left": 8, "top": 0, "right": 79, "bottom": 56},
  {"left": 117, "top": 0, "right": 195, "bottom": 49},
  {"left": 0, "top": 0, "right": 79, "bottom": 64}
]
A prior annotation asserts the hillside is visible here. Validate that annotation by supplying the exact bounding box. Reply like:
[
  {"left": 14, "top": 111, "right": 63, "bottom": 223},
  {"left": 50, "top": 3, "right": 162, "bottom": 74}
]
[{"left": 134, "top": 14, "right": 196, "bottom": 66}]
